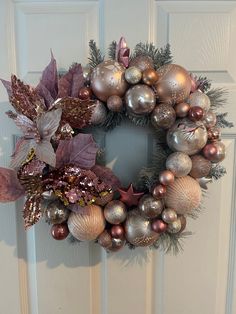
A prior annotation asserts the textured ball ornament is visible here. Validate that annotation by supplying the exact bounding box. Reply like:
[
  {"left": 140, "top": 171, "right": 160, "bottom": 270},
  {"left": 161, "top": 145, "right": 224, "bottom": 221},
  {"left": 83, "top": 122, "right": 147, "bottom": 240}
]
[
  {"left": 107, "top": 95, "right": 123, "bottom": 112},
  {"left": 90, "top": 100, "right": 107, "bottom": 125},
  {"left": 142, "top": 68, "right": 159, "bottom": 86},
  {"left": 152, "top": 184, "right": 167, "bottom": 199},
  {"left": 151, "top": 219, "right": 168, "bottom": 233},
  {"left": 125, "top": 84, "right": 156, "bottom": 115},
  {"left": 129, "top": 55, "right": 154, "bottom": 72},
  {"left": 78, "top": 87, "right": 92, "bottom": 100},
  {"left": 210, "top": 141, "right": 226, "bottom": 163},
  {"left": 51, "top": 223, "right": 69, "bottom": 240},
  {"left": 90, "top": 60, "right": 128, "bottom": 101},
  {"left": 188, "top": 106, "right": 204, "bottom": 121},
  {"left": 138, "top": 194, "right": 163, "bottom": 219},
  {"left": 125, "top": 210, "right": 159, "bottom": 247},
  {"left": 159, "top": 170, "right": 175, "bottom": 186},
  {"left": 202, "top": 144, "right": 218, "bottom": 161},
  {"left": 208, "top": 127, "right": 221, "bottom": 141},
  {"left": 167, "top": 118, "right": 208, "bottom": 155},
  {"left": 111, "top": 225, "right": 125, "bottom": 239},
  {"left": 151, "top": 104, "right": 176, "bottom": 129},
  {"left": 98, "top": 230, "right": 112, "bottom": 249},
  {"left": 162, "top": 208, "right": 178, "bottom": 223},
  {"left": 203, "top": 111, "right": 217, "bottom": 129},
  {"left": 154, "top": 64, "right": 191, "bottom": 105},
  {"left": 165, "top": 176, "right": 202, "bottom": 215},
  {"left": 104, "top": 200, "right": 127, "bottom": 225},
  {"left": 125, "top": 66, "right": 142, "bottom": 84},
  {"left": 45, "top": 201, "right": 70, "bottom": 224},
  {"left": 166, "top": 152, "right": 192, "bottom": 177},
  {"left": 189, "top": 155, "right": 211, "bottom": 178},
  {"left": 167, "top": 218, "right": 182, "bottom": 234},
  {"left": 188, "top": 90, "right": 211, "bottom": 113},
  {"left": 175, "top": 102, "right": 190, "bottom": 118},
  {"left": 68, "top": 205, "right": 105, "bottom": 241}
]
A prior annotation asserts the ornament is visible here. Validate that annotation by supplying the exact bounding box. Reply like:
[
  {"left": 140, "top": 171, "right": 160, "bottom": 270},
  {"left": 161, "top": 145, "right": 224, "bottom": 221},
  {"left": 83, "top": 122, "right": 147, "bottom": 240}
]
[
  {"left": 82, "top": 65, "right": 91, "bottom": 83},
  {"left": 118, "top": 184, "right": 144, "bottom": 207},
  {"left": 151, "top": 219, "right": 168, "bottom": 233},
  {"left": 190, "top": 75, "right": 197, "bottom": 93},
  {"left": 188, "top": 90, "right": 211, "bottom": 113},
  {"left": 108, "top": 237, "right": 126, "bottom": 252},
  {"left": 68, "top": 205, "right": 105, "bottom": 241},
  {"left": 179, "top": 215, "right": 187, "bottom": 232},
  {"left": 165, "top": 176, "right": 202, "bottom": 215},
  {"left": 107, "top": 95, "right": 123, "bottom": 112},
  {"left": 125, "top": 210, "right": 159, "bottom": 247},
  {"left": 159, "top": 170, "right": 175, "bottom": 186},
  {"left": 129, "top": 55, "right": 154, "bottom": 72},
  {"left": 116, "top": 37, "right": 130, "bottom": 68},
  {"left": 210, "top": 141, "right": 226, "bottom": 163},
  {"left": 162, "top": 208, "right": 177, "bottom": 223},
  {"left": 104, "top": 200, "right": 127, "bottom": 224},
  {"left": 189, "top": 155, "right": 211, "bottom": 178},
  {"left": 51, "top": 223, "right": 69, "bottom": 240},
  {"left": 125, "top": 66, "right": 142, "bottom": 84},
  {"left": 167, "top": 218, "right": 182, "bottom": 233},
  {"left": 90, "top": 60, "right": 128, "bottom": 101},
  {"left": 111, "top": 225, "right": 125, "bottom": 239},
  {"left": 98, "top": 230, "right": 112, "bottom": 249},
  {"left": 142, "top": 68, "right": 159, "bottom": 86},
  {"left": 41, "top": 190, "right": 57, "bottom": 201},
  {"left": 166, "top": 152, "right": 192, "bottom": 177},
  {"left": 45, "top": 200, "right": 70, "bottom": 224},
  {"left": 152, "top": 184, "right": 166, "bottom": 199},
  {"left": 154, "top": 64, "right": 191, "bottom": 105},
  {"left": 197, "top": 177, "right": 213, "bottom": 190},
  {"left": 175, "top": 102, "right": 190, "bottom": 118},
  {"left": 125, "top": 84, "right": 156, "bottom": 115},
  {"left": 78, "top": 87, "right": 92, "bottom": 100},
  {"left": 188, "top": 106, "right": 204, "bottom": 121},
  {"left": 151, "top": 104, "right": 176, "bottom": 129},
  {"left": 203, "top": 111, "right": 217, "bottom": 129},
  {"left": 138, "top": 194, "right": 163, "bottom": 219},
  {"left": 208, "top": 127, "right": 221, "bottom": 141},
  {"left": 90, "top": 100, "right": 107, "bottom": 125},
  {"left": 167, "top": 118, "right": 208, "bottom": 155},
  {"left": 95, "top": 191, "right": 114, "bottom": 206},
  {"left": 202, "top": 144, "right": 218, "bottom": 161}
]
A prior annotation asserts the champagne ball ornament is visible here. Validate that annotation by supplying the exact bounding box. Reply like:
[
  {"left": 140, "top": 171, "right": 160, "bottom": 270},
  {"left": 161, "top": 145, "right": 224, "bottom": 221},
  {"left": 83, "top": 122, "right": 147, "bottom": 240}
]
[
  {"left": 188, "top": 90, "right": 211, "bottom": 113},
  {"left": 142, "top": 68, "right": 159, "bottom": 86},
  {"left": 125, "top": 84, "right": 156, "bottom": 115},
  {"left": 45, "top": 201, "right": 70, "bottom": 224},
  {"left": 154, "top": 64, "right": 191, "bottom": 105},
  {"left": 167, "top": 118, "right": 208, "bottom": 155},
  {"left": 208, "top": 127, "right": 221, "bottom": 141},
  {"left": 151, "top": 104, "right": 176, "bottom": 129},
  {"left": 129, "top": 55, "right": 154, "bottom": 72},
  {"left": 98, "top": 230, "right": 112, "bottom": 249},
  {"left": 90, "top": 100, "right": 107, "bottom": 125},
  {"left": 166, "top": 152, "right": 192, "bottom": 177},
  {"left": 104, "top": 200, "right": 127, "bottom": 224},
  {"left": 138, "top": 194, "right": 163, "bottom": 219},
  {"left": 162, "top": 208, "right": 178, "bottom": 223},
  {"left": 51, "top": 223, "right": 69, "bottom": 240},
  {"left": 175, "top": 102, "right": 190, "bottom": 118},
  {"left": 107, "top": 95, "right": 123, "bottom": 112},
  {"left": 203, "top": 111, "right": 217, "bottom": 129},
  {"left": 165, "top": 176, "right": 202, "bottom": 215},
  {"left": 90, "top": 60, "right": 128, "bottom": 101},
  {"left": 125, "top": 210, "right": 159, "bottom": 246},
  {"left": 189, "top": 155, "right": 211, "bottom": 178},
  {"left": 68, "top": 205, "right": 105, "bottom": 241},
  {"left": 167, "top": 218, "right": 182, "bottom": 233},
  {"left": 125, "top": 66, "right": 142, "bottom": 84},
  {"left": 152, "top": 184, "right": 167, "bottom": 199}
]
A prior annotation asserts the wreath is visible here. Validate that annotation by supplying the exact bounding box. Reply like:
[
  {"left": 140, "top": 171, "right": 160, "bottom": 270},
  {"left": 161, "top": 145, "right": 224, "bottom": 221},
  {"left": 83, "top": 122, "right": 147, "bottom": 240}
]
[{"left": 0, "top": 37, "right": 233, "bottom": 254}]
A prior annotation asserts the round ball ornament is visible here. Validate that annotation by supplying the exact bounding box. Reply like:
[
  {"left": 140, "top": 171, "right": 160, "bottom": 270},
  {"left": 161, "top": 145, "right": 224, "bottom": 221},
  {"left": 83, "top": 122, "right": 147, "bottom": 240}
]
[
  {"left": 162, "top": 208, "right": 177, "bottom": 223},
  {"left": 90, "top": 60, "right": 128, "bottom": 101},
  {"left": 165, "top": 176, "right": 202, "bottom": 215},
  {"left": 125, "top": 210, "right": 159, "bottom": 247},
  {"left": 138, "top": 194, "right": 163, "bottom": 219},
  {"left": 179, "top": 215, "right": 187, "bottom": 232},
  {"left": 125, "top": 66, "right": 142, "bottom": 84},
  {"left": 125, "top": 84, "right": 156, "bottom": 115},
  {"left": 142, "top": 68, "right": 159, "bottom": 85},
  {"left": 189, "top": 155, "right": 211, "bottom": 178},
  {"left": 68, "top": 205, "right": 105, "bottom": 241},
  {"left": 111, "top": 225, "right": 125, "bottom": 239},
  {"left": 166, "top": 152, "right": 192, "bottom": 177},
  {"left": 167, "top": 118, "right": 208, "bottom": 155},
  {"left": 151, "top": 104, "right": 176, "bottom": 129},
  {"left": 210, "top": 141, "right": 226, "bottom": 163},
  {"left": 151, "top": 219, "right": 168, "bottom": 233},
  {"left": 108, "top": 237, "right": 126, "bottom": 252},
  {"left": 188, "top": 106, "right": 204, "bottom": 121},
  {"left": 167, "top": 218, "right": 182, "bottom": 234},
  {"left": 152, "top": 184, "right": 167, "bottom": 199},
  {"left": 188, "top": 90, "right": 211, "bottom": 113},
  {"left": 159, "top": 170, "right": 175, "bottom": 186},
  {"left": 175, "top": 102, "right": 190, "bottom": 118},
  {"left": 154, "top": 64, "right": 191, "bottom": 105},
  {"left": 51, "top": 223, "right": 69, "bottom": 240},
  {"left": 202, "top": 144, "right": 218, "bottom": 161},
  {"left": 104, "top": 200, "right": 127, "bottom": 224},
  {"left": 203, "top": 111, "right": 217, "bottom": 129},
  {"left": 98, "top": 230, "right": 112, "bottom": 249},
  {"left": 78, "top": 87, "right": 92, "bottom": 100},
  {"left": 90, "top": 100, "right": 107, "bottom": 125},
  {"left": 208, "top": 127, "right": 221, "bottom": 142},
  {"left": 129, "top": 55, "right": 154, "bottom": 72},
  {"left": 45, "top": 201, "right": 70, "bottom": 224},
  {"left": 107, "top": 95, "right": 123, "bottom": 112}
]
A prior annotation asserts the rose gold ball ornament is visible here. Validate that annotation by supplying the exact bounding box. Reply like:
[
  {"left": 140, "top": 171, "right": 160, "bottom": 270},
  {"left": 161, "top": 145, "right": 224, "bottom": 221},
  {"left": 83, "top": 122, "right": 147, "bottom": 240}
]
[
  {"left": 167, "top": 118, "right": 208, "bottom": 155},
  {"left": 188, "top": 90, "right": 211, "bottom": 113},
  {"left": 78, "top": 87, "right": 92, "bottom": 100},
  {"left": 90, "top": 60, "right": 128, "bottom": 102},
  {"left": 166, "top": 152, "right": 192, "bottom": 177},
  {"left": 179, "top": 215, "right": 187, "bottom": 232},
  {"left": 108, "top": 237, "right": 126, "bottom": 252},
  {"left": 104, "top": 200, "right": 127, "bottom": 225},
  {"left": 151, "top": 219, "right": 168, "bottom": 233},
  {"left": 129, "top": 55, "right": 154, "bottom": 72},
  {"left": 165, "top": 176, "right": 202, "bottom": 215},
  {"left": 125, "top": 66, "right": 142, "bottom": 84},
  {"left": 98, "top": 230, "right": 112, "bottom": 249},
  {"left": 111, "top": 225, "right": 125, "bottom": 239},
  {"left": 162, "top": 208, "right": 178, "bottom": 223},
  {"left": 175, "top": 102, "right": 190, "bottom": 118},
  {"left": 125, "top": 84, "right": 156, "bottom": 115},
  {"left": 203, "top": 110, "right": 217, "bottom": 129},
  {"left": 202, "top": 143, "right": 218, "bottom": 161},
  {"left": 210, "top": 141, "right": 226, "bottom": 163},
  {"left": 51, "top": 223, "right": 69, "bottom": 240},
  {"left": 138, "top": 194, "right": 163, "bottom": 219},
  {"left": 167, "top": 218, "right": 182, "bottom": 234},
  {"left": 152, "top": 184, "right": 167, "bottom": 199},
  {"left": 142, "top": 68, "right": 159, "bottom": 86},
  {"left": 159, "top": 170, "right": 175, "bottom": 186},
  {"left": 90, "top": 100, "right": 107, "bottom": 125},
  {"left": 125, "top": 210, "right": 159, "bottom": 247},
  {"left": 68, "top": 205, "right": 105, "bottom": 241},
  {"left": 45, "top": 201, "right": 70, "bottom": 224},
  {"left": 188, "top": 106, "right": 204, "bottom": 122},
  {"left": 207, "top": 127, "right": 221, "bottom": 141},
  {"left": 189, "top": 155, "right": 211, "bottom": 178},
  {"left": 154, "top": 64, "right": 191, "bottom": 105},
  {"left": 151, "top": 104, "right": 176, "bottom": 129},
  {"left": 107, "top": 95, "right": 123, "bottom": 112}
]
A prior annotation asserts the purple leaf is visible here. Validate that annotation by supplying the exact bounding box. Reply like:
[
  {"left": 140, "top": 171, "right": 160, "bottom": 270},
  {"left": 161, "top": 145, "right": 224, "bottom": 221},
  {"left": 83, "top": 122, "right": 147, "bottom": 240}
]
[
  {"left": 0, "top": 79, "right": 12, "bottom": 97},
  {"left": 56, "top": 133, "right": 98, "bottom": 169},
  {"left": 0, "top": 167, "right": 25, "bottom": 202},
  {"left": 35, "top": 140, "right": 56, "bottom": 167},
  {"left": 11, "top": 139, "right": 35, "bottom": 169},
  {"left": 36, "top": 82, "right": 54, "bottom": 109},
  {"left": 36, "top": 108, "right": 62, "bottom": 140},
  {"left": 6, "top": 110, "right": 38, "bottom": 138},
  {"left": 91, "top": 165, "right": 121, "bottom": 191}
]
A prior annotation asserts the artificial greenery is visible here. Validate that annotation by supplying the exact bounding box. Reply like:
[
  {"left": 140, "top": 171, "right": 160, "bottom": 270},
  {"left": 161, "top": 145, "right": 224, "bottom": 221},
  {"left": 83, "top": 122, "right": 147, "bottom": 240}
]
[{"left": 88, "top": 40, "right": 104, "bottom": 68}]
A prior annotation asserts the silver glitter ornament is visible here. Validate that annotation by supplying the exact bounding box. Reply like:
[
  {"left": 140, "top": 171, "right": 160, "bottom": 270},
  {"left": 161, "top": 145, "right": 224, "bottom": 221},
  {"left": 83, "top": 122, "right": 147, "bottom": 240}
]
[
  {"left": 166, "top": 152, "right": 192, "bottom": 177},
  {"left": 45, "top": 201, "right": 70, "bottom": 224},
  {"left": 167, "top": 218, "right": 182, "bottom": 233},
  {"left": 125, "top": 66, "right": 142, "bottom": 84},
  {"left": 188, "top": 90, "right": 211, "bottom": 113},
  {"left": 138, "top": 194, "right": 163, "bottom": 219},
  {"left": 90, "top": 100, "right": 107, "bottom": 125},
  {"left": 104, "top": 200, "right": 127, "bottom": 225},
  {"left": 162, "top": 208, "right": 177, "bottom": 223},
  {"left": 151, "top": 104, "right": 176, "bottom": 129}
]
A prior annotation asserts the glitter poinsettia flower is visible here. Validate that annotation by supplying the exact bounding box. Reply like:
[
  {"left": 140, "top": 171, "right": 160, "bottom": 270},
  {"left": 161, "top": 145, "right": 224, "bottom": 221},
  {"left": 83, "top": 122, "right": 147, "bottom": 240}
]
[{"left": 7, "top": 108, "right": 62, "bottom": 168}]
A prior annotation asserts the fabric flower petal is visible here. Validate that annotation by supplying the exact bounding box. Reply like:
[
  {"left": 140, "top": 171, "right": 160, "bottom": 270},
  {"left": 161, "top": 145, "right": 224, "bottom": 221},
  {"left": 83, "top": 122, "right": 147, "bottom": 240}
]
[
  {"left": 36, "top": 108, "right": 62, "bottom": 140},
  {"left": 35, "top": 140, "right": 56, "bottom": 167},
  {"left": 10, "top": 139, "right": 35, "bottom": 169},
  {"left": 0, "top": 167, "right": 25, "bottom": 202}
]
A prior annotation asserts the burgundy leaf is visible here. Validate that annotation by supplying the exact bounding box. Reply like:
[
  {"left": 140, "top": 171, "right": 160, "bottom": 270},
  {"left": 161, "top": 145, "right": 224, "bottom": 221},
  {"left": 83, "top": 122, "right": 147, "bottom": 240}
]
[
  {"left": 0, "top": 167, "right": 25, "bottom": 202},
  {"left": 36, "top": 82, "right": 54, "bottom": 109},
  {"left": 56, "top": 133, "right": 98, "bottom": 169},
  {"left": 0, "top": 79, "right": 12, "bottom": 97},
  {"left": 92, "top": 165, "right": 121, "bottom": 191}
]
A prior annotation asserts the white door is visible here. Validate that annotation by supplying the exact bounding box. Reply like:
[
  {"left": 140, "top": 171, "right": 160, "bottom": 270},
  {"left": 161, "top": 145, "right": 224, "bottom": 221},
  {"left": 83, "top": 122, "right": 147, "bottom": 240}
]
[{"left": 1, "top": 1, "right": 236, "bottom": 314}]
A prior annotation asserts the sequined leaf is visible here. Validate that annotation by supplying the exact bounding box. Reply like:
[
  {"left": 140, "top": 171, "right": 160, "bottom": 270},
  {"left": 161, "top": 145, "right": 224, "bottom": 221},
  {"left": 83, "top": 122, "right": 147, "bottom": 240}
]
[{"left": 23, "top": 195, "right": 42, "bottom": 229}]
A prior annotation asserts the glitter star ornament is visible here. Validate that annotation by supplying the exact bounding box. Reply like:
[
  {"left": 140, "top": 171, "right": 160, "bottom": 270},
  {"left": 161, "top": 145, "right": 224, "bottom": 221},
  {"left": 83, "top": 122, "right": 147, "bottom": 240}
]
[{"left": 118, "top": 184, "right": 144, "bottom": 207}]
